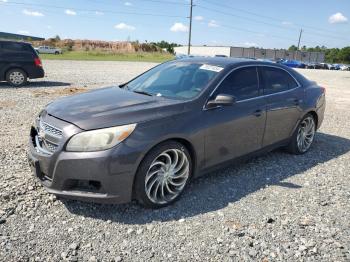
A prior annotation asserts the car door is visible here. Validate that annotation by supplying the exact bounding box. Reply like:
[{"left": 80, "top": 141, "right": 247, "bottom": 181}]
[
  {"left": 203, "top": 66, "right": 267, "bottom": 168},
  {"left": 259, "top": 66, "right": 304, "bottom": 146}
]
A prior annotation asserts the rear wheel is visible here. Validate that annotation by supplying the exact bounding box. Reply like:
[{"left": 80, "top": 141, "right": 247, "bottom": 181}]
[
  {"left": 6, "top": 69, "right": 28, "bottom": 87},
  {"left": 134, "top": 141, "right": 192, "bottom": 208},
  {"left": 287, "top": 114, "right": 316, "bottom": 154}
]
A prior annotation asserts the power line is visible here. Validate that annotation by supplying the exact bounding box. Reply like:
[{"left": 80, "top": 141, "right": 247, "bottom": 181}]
[
  {"left": 195, "top": 4, "right": 350, "bottom": 42},
  {"left": 3, "top": 1, "right": 187, "bottom": 18},
  {"left": 197, "top": 0, "right": 349, "bottom": 40}
]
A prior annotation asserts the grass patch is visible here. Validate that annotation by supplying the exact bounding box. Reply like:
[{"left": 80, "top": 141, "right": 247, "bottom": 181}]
[{"left": 40, "top": 51, "right": 174, "bottom": 63}]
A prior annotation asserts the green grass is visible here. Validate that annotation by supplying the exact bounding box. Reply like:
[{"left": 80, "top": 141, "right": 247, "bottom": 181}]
[{"left": 39, "top": 51, "right": 174, "bottom": 63}]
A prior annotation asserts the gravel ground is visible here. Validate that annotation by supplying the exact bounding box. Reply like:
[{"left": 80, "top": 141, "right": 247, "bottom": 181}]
[{"left": 0, "top": 60, "right": 349, "bottom": 261}]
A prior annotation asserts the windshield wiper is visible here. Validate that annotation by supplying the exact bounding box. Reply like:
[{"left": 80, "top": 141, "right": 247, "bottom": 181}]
[{"left": 133, "top": 90, "right": 153, "bottom": 96}]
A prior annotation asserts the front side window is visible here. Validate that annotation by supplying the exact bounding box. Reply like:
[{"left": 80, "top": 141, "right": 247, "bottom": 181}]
[
  {"left": 217, "top": 67, "right": 259, "bottom": 100},
  {"left": 126, "top": 62, "right": 222, "bottom": 100},
  {"left": 262, "top": 67, "right": 298, "bottom": 95}
]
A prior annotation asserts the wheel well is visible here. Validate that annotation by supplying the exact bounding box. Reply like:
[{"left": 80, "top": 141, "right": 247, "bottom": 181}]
[
  {"left": 307, "top": 111, "right": 318, "bottom": 128},
  {"left": 131, "top": 138, "right": 197, "bottom": 199},
  {"left": 5, "top": 67, "right": 28, "bottom": 79}
]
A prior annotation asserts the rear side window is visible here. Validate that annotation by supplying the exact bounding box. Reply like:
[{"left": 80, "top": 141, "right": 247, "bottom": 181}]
[
  {"left": 262, "top": 67, "right": 298, "bottom": 95},
  {"left": 1, "top": 42, "right": 32, "bottom": 53},
  {"left": 217, "top": 67, "right": 259, "bottom": 100}
]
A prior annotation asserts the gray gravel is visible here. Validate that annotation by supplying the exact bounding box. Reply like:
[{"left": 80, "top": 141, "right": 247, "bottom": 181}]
[{"left": 0, "top": 60, "right": 349, "bottom": 261}]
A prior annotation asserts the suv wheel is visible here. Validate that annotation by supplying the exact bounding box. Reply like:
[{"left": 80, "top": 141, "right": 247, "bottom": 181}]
[
  {"left": 134, "top": 141, "right": 192, "bottom": 208},
  {"left": 287, "top": 114, "right": 316, "bottom": 154},
  {"left": 6, "top": 69, "right": 28, "bottom": 87}
]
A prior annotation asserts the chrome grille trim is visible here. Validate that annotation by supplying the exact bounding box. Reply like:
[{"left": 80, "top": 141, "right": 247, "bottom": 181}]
[
  {"left": 34, "top": 118, "right": 63, "bottom": 154},
  {"left": 40, "top": 121, "right": 63, "bottom": 138}
]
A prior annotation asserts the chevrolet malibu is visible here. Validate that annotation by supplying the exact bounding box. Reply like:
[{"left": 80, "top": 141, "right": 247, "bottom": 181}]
[{"left": 28, "top": 58, "right": 326, "bottom": 208}]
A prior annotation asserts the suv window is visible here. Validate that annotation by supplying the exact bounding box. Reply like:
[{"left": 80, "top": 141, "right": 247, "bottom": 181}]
[
  {"left": 217, "top": 67, "right": 259, "bottom": 100},
  {"left": 262, "top": 67, "right": 298, "bottom": 95},
  {"left": 1, "top": 42, "right": 32, "bottom": 52}
]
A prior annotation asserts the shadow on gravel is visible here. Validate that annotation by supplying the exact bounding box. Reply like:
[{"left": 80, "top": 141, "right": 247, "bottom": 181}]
[
  {"left": 0, "top": 81, "right": 70, "bottom": 88},
  {"left": 62, "top": 132, "right": 350, "bottom": 224}
]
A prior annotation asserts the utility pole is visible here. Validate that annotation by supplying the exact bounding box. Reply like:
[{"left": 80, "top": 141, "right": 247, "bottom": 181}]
[
  {"left": 187, "top": 0, "right": 193, "bottom": 55},
  {"left": 297, "top": 29, "right": 303, "bottom": 50},
  {"left": 294, "top": 28, "right": 303, "bottom": 60}
]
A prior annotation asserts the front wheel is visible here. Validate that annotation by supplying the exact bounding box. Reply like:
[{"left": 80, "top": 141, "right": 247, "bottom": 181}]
[
  {"left": 134, "top": 141, "right": 192, "bottom": 208},
  {"left": 287, "top": 114, "right": 316, "bottom": 154}
]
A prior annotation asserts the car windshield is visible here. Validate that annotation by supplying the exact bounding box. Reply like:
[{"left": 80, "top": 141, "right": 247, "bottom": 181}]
[{"left": 125, "top": 61, "right": 223, "bottom": 99}]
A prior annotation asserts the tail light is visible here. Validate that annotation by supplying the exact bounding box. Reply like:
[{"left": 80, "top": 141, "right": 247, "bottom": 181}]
[{"left": 34, "top": 57, "right": 42, "bottom": 67}]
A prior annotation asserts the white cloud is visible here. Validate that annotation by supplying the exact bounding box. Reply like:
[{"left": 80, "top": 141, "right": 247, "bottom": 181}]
[
  {"left": 194, "top": 15, "right": 204, "bottom": 21},
  {"left": 114, "top": 23, "right": 136, "bottom": 30},
  {"left": 95, "top": 11, "right": 104, "bottom": 15},
  {"left": 282, "top": 21, "right": 293, "bottom": 26},
  {"left": 329, "top": 12, "right": 348, "bottom": 24},
  {"left": 65, "top": 9, "right": 77, "bottom": 16},
  {"left": 47, "top": 25, "right": 52, "bottom": 29},
  {"left": 208, "top": 20, "right": 219, "bottom": 27},
  {"left": 170, "top": 22, "right": 188, "bottom": 32},
  {"left": 124, "top": 2, "right": 132, "bottom": 6},
  {"left": 22, "top": 9, "right": 44, "bottom": 17},
  {"left": 243, "top": 42, "right": 258, "bottom": 47},
  {"left": 0, "top": 0, "right": 8, "bottom": 3},
  {"left": 18, "top": 30, "right": 29, "bottom": 35}
]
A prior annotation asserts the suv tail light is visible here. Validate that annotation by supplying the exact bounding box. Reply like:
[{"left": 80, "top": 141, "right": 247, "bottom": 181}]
[{"left": 34, "top": 57, "right": 42, "bottom": 67}]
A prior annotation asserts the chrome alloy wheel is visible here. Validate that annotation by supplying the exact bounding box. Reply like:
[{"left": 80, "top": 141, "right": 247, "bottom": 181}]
[
  {"left": 145, "top": 149, "right": 190, "bottom": 204},
  {"left": 9, "top": 71, "right": 25, "bottom": 85},
  {"left": 297, "top": 116, "right": 315, "bottom": 153}
]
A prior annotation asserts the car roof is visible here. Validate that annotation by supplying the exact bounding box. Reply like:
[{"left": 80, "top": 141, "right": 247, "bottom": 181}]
[
  {"left": 0, "top": 40, "right": 31, "bottom": 45},
  {"left": 172, "top": 57, "right": 291, "bottom": 70}
]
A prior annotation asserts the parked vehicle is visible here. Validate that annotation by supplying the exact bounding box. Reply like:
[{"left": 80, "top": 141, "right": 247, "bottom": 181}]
[
  {"left": 340, "top": 64, "right": 350, "bottom": 71},
  {"left": 34, "top": 46, "right": 62, "bottom": 54},
  {"left": 280, "top": 59, "right": 306, "bottom": 68},
  {"left": 28, "top": 58, "right": 326, "bottom": 208},
  {"left": 0, "top": 41, "right": 44, "bottom": 86}
]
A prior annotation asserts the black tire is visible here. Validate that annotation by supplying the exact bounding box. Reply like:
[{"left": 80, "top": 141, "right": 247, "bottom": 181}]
[
  {"left": 134, "top": 141, "right": 192, "bottom": 208},
  {"left": 287, "top": 113, "right": 316, "bottom": 155},
  {"left": 6, "top": 68, "right": 28, "bottom": 87},
  {"left": 55, "top": 51, "right": 59, "bottom": 55}
]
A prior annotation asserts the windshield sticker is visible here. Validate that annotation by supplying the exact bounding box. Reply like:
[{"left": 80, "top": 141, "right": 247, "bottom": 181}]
[{"left": 199, "top": 64, "right": 224, "bottom": 72}]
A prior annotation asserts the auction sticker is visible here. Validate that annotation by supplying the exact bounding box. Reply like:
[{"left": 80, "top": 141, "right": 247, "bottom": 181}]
[{"left": 199, "top": 64, "right": 224, "bottom": 72}]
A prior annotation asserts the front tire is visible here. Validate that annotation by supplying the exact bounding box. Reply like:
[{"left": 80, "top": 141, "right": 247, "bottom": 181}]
[
  {"left": 6, "top": 69, "right": 28, "bottom": 87},
  {"left": 287, "top": 114, "right": 316, "bottom": 154},
  {"left": 134, "top": 141, "right": 192, "bottom": 208}
]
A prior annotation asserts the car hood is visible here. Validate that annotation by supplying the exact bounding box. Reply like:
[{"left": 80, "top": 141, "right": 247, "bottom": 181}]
[{"left": 45, "top": 86, "right": 185, "bottom": 130}]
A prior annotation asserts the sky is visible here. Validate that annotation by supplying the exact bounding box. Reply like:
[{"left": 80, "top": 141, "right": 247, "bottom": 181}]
[{"left": 0, "top": 0, "right": 349, "bottom": 49}]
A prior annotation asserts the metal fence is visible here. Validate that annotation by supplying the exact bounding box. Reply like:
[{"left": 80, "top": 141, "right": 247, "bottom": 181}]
[{"left": 230, "top": 47, "right": 325, "bottom": 63}]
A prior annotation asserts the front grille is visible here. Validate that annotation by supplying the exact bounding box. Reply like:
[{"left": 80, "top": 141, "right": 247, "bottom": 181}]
[
  {"left": 34, "top": 119, "right": 63, "bottom": 154},
  {"left": 40, "top": 121, "right": 63, "bottom": 138}
]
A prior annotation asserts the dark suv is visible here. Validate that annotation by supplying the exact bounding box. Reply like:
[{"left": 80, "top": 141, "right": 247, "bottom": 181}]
[{"left": 0, "top": 41, "right": 44, "bottom": 86}]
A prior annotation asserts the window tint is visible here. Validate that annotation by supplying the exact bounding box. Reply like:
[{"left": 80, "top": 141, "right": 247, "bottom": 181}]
[
  {"left": 262, "top": 67, "right": 298, "bottom": 94},
  {"left": 217, "top": 67, "right": 259, "bottom": 100},
  {"left": 1, "top": 42, "right": 32, "bottom": 52}
]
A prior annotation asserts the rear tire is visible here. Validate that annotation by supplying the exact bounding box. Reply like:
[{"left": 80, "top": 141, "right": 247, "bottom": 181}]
[
  {"left": 134, "top": 141, "right": 192, "bottom": 208},
  {"left": 287, "top": 113, "right": 316, "bottom": 154},
  {"left": 6, "top": 69, "right": 28, "bottom": 87}
]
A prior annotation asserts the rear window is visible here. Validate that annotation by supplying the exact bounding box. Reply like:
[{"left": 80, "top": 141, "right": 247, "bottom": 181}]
[
  {"left": 0, "top": 42, "right": 33, "bottom": 53},
  {"left": 262, "top": 67, "right": 299, "bottom": 95}
]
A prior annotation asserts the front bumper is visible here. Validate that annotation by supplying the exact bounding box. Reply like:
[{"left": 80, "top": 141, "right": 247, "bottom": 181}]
[{"left": 27, "top": 115, "right": 142, "bottom": 204}]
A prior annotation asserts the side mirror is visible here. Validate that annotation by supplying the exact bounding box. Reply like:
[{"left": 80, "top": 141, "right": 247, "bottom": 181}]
[{"left": 206, "top": 94, "right": 236, "bottom": 108}]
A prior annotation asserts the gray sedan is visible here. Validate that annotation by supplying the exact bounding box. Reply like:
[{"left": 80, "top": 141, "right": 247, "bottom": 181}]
[{"left": 28, "top": 58, "right": 326, "bottom": 208}]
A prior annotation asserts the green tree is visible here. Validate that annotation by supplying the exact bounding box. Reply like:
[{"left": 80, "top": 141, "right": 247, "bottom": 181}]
[{"left": 288, "top": 45, "right": 298, "bottom": 51}]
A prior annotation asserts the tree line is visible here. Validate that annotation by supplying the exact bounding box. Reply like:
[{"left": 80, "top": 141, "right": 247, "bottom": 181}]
[{"left": 288, "top": 45, "right": 350, "bottom": 64}]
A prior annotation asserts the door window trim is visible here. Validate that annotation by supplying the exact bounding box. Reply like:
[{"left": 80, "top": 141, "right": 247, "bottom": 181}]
[{"left": 204, "top": 64, "right": 301, "bottom": 109}]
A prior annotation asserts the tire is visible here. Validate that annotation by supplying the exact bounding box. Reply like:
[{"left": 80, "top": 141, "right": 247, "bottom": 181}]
[
  {"left": 287, "top": 113, "right": 316, "bottom": 155},
  {"left": 55, "top": 51, "right": 59, "bottom": 55},
  {"left": 134, "top": 141, "right": 192, "bottom": 208},
  {"left": 6, "top": 68, "right": 28, "bottom": 87}
]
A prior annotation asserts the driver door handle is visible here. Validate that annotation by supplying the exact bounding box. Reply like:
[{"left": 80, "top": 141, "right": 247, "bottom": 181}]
[{"left": 253, "top": 109, "right": 263, "bottom": 117}]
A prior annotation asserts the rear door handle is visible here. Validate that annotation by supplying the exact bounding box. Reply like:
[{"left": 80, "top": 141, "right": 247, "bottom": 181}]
[{"left": 253, "top": 109, "right": 263, "bottom": 117}]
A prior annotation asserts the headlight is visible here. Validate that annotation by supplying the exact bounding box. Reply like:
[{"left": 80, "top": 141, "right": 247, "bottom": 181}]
[{"left": 66, "top": 124, "right": 136, "bottom": 152}]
